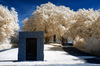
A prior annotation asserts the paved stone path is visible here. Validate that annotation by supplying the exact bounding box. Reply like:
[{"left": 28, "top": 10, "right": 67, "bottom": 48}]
[{"left": 0, "top": 44, "right": 100, "bottom": 66}]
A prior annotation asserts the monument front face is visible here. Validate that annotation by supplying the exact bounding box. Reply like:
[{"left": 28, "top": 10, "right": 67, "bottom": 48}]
[{"left": 18, "top": 31, "right": 44, "bottom": 61}]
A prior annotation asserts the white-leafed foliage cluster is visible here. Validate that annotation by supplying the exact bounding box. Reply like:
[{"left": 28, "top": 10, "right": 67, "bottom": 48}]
[
  {"left": 22, "top": 2, "right": 100, "bottom": 55},
  {"left": 67, "top": 9, "right": 100, "bottom": 55},
  {"left": 0, "top": 5, "right": 19, "bottom": 44},
  {"left": 22, "top": 2, "right": 74, "bottom": 43},
  {"left": 67, "top": 9, "right": 100, "bottom": 39}
]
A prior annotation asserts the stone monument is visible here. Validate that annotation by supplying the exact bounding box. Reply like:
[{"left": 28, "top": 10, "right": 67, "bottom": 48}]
[{"left": 18, "top": 31, "right": 44, "bottom": 61}]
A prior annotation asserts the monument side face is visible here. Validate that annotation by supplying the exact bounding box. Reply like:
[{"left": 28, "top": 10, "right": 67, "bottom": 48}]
[{"left": 18, "top": 31, "right": 44, "bottom": 61}]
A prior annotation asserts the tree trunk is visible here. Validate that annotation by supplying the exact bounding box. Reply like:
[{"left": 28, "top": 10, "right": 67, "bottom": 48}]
[
  {"left": 53, "top": 34, "right": 56, "bottom": 43},
  {"left": 65, "top": 38, "right": 68, "bottom": 43},
  {"left": 61, "top": 37, "right": 68, "bottom": 44},
  {"left": 61, "top": 37, "right": 64, "bottom": 44},
  {"left": 45, "top": 37, "right": 51, "bottom": 44}
]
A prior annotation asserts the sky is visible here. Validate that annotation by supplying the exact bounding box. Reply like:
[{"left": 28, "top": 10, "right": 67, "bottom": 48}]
[{"left": 0, "top": 0, "right": 100, "bottom": 27}]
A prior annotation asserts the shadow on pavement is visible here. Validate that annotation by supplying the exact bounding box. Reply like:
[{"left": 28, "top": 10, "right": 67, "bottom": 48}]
[
  {"left": 0, "top": 48, "right": 12, "bottom": 52},
  {"left": 62, "top": 46, "right": 100, "bottom": 64},
  {"left": 48, "top": 46, "right": 63, "bottom": 51},
  {"left": 0, "top": 60, "right": 17, "bottom": 62},
  {"left": 62, "top": 47, "right": 91, "bottom": 56},
  {"left": 84, "top": 58, "right": 100, "bottom": 64}
]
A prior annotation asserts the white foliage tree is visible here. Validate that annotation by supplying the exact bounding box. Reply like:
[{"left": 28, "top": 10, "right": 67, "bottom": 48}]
[
  {"left": 0, "top": 5, "right": 19, "bottom": 45},
  {"left": 22, "top": 2, "right": 100, "bottom": 55},
  {"left": 22, "top": 2, "right": 74, "bottom": 43},
  {"left": 66, "top": 8, "right": 100, "bottom": 55}
]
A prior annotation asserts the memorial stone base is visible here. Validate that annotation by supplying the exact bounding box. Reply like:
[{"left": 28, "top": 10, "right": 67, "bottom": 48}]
[{"left": 18, "top": 31, "right": 44, "bottom": 61}]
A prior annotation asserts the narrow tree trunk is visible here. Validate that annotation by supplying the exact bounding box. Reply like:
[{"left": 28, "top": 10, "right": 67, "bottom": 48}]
[
  {"left": 53, "top": 34, "right": 56, "bottom": 43},
  {"left": 65, "top": 38, "right": 68, "bottom": 43},
  {"left": 61, "top": 37, "right": 65, "bottom": 44},
  {"left": 61, "top": 37, "right": 68, "bottom": 44},
  {"left": 45, "top": 37, "right": 51, "bottom": 44}
]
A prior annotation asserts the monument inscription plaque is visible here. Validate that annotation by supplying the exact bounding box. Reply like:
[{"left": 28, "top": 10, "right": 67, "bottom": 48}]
[{"left": 18, "top": 31, "right": 44, "bottom": 61}]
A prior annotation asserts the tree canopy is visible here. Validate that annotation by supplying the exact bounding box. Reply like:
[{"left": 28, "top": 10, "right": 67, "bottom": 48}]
[{"left": 0, "top": 5, "right": 19, "bottom": 44}]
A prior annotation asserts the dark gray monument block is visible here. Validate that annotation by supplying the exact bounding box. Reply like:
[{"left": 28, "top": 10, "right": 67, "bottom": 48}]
[{"left": 18, "top": 31, "right": 44, "bottom": 61}]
